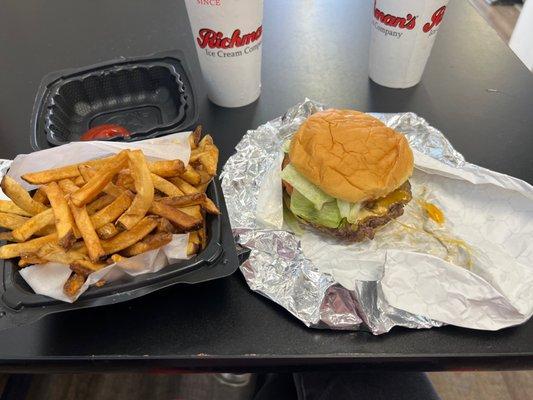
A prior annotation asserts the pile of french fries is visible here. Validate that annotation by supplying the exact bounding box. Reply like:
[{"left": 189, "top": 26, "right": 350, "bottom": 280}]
[{"left": 0, "top": 126, "right": 219, "bottom": 297}]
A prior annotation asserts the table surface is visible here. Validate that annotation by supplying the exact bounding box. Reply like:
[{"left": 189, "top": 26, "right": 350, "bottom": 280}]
[{"left": 0, "top": 0, "right": 532, "bottom": 372}]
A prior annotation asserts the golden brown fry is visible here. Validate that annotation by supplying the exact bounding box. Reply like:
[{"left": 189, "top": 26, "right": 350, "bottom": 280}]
[
  {"left": 199, "top": 145, "right": 219, "bottom": 176},
  {"left": 187, "top": 236, "right": 200, "bottom": 256},
  {"left": 11, "top": 208, "right": 54, "bottom": 242},
  {"left": 169, "top": 176, "right": 199, "bottom": 195},
  {"left": 57, "top": 179, "right": 79, "bottom": 195},
  {"left": 0, "top": 233, "right": 57, "bottom": 259},
  {"left": 32, "top": 187, "right": 49, "bottom": 205},
  {"left": 86, "top": 194, "right": 115, "bottom": 215},
  {"left": 70, "top": 259, "right": 106, "bottom": 277},
  {"left": 197, "top": 169, "right": 213, "bottom": 185},
  {"left": 64, "top": 273, "right": 86, "bottom": 297},
  {"left": 35, "top": 224, "right": 56, "bottom": 237},
  {"left": 18, "top": 252, "right": 46, "bottom": 267},
  {"left": 198, "top": 134, "right": 214, "bottom": 149},
  {"left": 110, "top": 254, "right": 126, "bottom": 263},
  {"left": 0, "top": 200, "right": 32, "bottom": 217},
  {"left": 189, "top": 149, "right": 207, "bottom": 164},
  {"left": 37, "top": 242, "right": 88, "bottom": 264},
  {"left": 121, "top": 232, "right": 172, "bottom": 257},
  {"left": 151, "top": 173, "right": 184, "bottom": 197},
  {"left": 157, "top": 193, "right": 219, "bottom": 215},
  {"left": 90, "top": 191, "right": 133, "bottom": 229},
  {"left": 96, "top": 223, "right": 120, "bottom": 240},
  {"left": 150, "top": 201, "right": 202, "bottom": 232},
  {"left": 178, "top": 205, "right": 203, "bottom": 220},
  {"left": 180, "top": 165, "right": 201, "bottom": 185},
  {"left": 116, "top": 150, "right": 154, "bottom": 230},
  {"left": 148, "top": 160, "right": 185, "bottom": 178},
  {"left": 21, "top": 155, "right": 116, "bottom": 185},
  {"left": 0, "top": 212, "right": 29, "bottom": 230},
  {"left": 73, "top": 175, "right": 85, "bottom": 186},
  {"left": 101, "top": 216, "right": 158, "bottom": 255},
  {"left": 44, "top": 182, "right": 76, "bottom": 249},
  {"left": 1, "top": 176, "right": 48, "bottom": 215},
  {"left": 69, "top": 200, "right": 104, "bottom": 262},
  {"left": 156, "top": 217, "right": 176, "bottom": 234},
  {"left": 115, "top": 171, "right": 134, "bottom": 190},
  {"left": 199, "top": 221, "right": 207, "bottom": 250},
  {"left": 95, "top": 279, "right": 106, "bottom": 287},
  {"left": 189, "top": 125, "right": 202, "bottom": 149},
  {"left": 78, "top": 164, "right": 126, "bottom": 200},
  {"left": 70, "top": 151, "right": 128, "bottom": 206}
]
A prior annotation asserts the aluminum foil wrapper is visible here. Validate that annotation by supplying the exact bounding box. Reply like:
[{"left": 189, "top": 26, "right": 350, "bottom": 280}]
[{"left": 222, "top": 99, "right": 533, "bottom": 335}]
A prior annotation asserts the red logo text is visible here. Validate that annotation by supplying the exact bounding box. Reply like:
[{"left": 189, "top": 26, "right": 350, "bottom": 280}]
[
  {"left": 373, "top": 0, "right": 416, "bottom": 30},
  {"left": 423, "top": 6, "right": 447, "bottom": 33},
  {"left": 197, "top": 26, "right": 263, "bottom": 49}
]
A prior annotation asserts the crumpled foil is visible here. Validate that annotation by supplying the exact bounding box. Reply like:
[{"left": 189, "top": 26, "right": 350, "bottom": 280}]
[{"left": 222, "top": 99, "right": 533, "bottom": 335}]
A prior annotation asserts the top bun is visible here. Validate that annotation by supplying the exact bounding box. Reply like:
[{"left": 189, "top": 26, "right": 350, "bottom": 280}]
[{"left": 289, "top": 109, "right": 414, "bottom": 203}]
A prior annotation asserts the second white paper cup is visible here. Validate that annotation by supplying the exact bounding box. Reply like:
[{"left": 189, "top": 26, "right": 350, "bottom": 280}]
[
  {"left": 185, "top": 0, "right": 264, "bottom": 108},
  {"left": 369, "top": 0, "right": 450, "bottom": 89}
]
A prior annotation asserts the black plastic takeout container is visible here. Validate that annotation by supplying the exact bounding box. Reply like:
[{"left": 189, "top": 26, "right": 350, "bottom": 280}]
[
  {"left": 0, "top": 179, "right": 238, "bottom": 330},
  {"left": 30, "top": 50, "right": 200, "bottom": 150}
]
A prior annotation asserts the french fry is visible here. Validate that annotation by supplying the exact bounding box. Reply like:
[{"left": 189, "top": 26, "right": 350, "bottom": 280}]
[
  {"left": 189, "top": 149, "right": 207, "bottom": 164},
  {"left": 1, "top": 176, "right": 48, "bottom": 215},
  {"left": 156, "top": 217, "right": 176, "bottom": 234},
  {"left": 70, "top": 259, "right": 106, "bottom": 277},
  {"left": 86, "top": 194, "right": 116, "bottom": 215},
  {"left": 96, "top": 223, "right": 119, "bottom": 240},
  {"left": 21, "top": 155, "right": 116, "bottom": 184},
  {"left": 0, "top": 200, "right": 32, "bottom": 217},
  {"left": 69, "top": 200, "right": 105, "bottom": 262},
  {"left": 57, "top": 179, "right": 79, "bottom": 195},
  {"left": 11, "top": 208, "right": 54, "bottom": 242},
  {"left": 121, "top": 232, "right": 172, "bottom": 257},
  {"left": 116, "top": 150, "right": 154, "bottom": 230},
  {"left": 44, "top": 182, "right": 76, "bottom": 249},
  {"left": 149, "top": 201, "right": 202, "bottom": 232},
  {"left": 189, "top": 125, "right": 202, "bottom": 149},
  {"left": 197, "top": 169, "right": 213, "bottom": 185},
  {"left": 35, "top": 224, "right": 56, "bottom": 237},
  {"left": 73, "top": 175, "right": 85, "bottom": 186},
  {"left": 64, "top": 273, "right": 86, "bottom": 297},
  {"left": 101, "top": 216, "right": 158, "bottom": 255},
  {"left": 158, "top": 193, "right": 220, "bottom": 215},
  {"left": 70, "top": 151, "right": 128, "bottom": 206},
  {"left": 32, "top": 187, "right": 49, "bottom": 205},
  {"left": 77, "top": 164, "right": 125, "bottom": 200},
  {"left": 198, "top": 134, "right": 214, "bottom": 149},
  {"left": 151, "top": 173, "right": 184, "bottom": 197},
  {"left": 148, "top": 160, "right": 185, "bottom": 178},
  {"left": 95, "top": 279, "right": 106, "bottom": 287},
  {"left": 199, "top": 221, "right": 207, "bottom": 250},
  {"left": 169, "top": 176, "right": 199, "bottom": 195},
  {"left": 187, "top": 234, "right": 200, "bottom": 256},
  {"left": 115, "top": 171, "right": 135, "bottom": 191},
  {"left": 198, "top": 146, "right": 218, "bottom": 176},
  {"left": 90, "top": 191, "right": 133, "bottom": 229},
  {"left": 180, "top": 165, "right": 201, "bottom": 185},
  {"left": 110, "top": 254, "right": 126, "bottom": 263},
  {"left": 177, "top": 205, "right": 203, "bottom": 220},
  {"left": 18, "top": 253, "right": 46, "bottom": 267},
  {"left": 0, "top": 232, "right": 14, "bottom": 241},
  {"left": 0, "top": 212, "right": 29, "bottom": 230},
  {"left": 37, "top": 243, "right": 88, "bottom": 264},
  {"left": 0, "top": 233, "right": 57, "bottom": 259}
]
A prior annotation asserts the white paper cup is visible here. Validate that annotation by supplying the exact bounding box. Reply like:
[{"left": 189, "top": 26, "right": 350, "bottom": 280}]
[
  {"left": 369, "top": 0, "right": 450, "bottom": 89},
  {"left": 185, "top": 0, "right": 263, "bottom": 108}
]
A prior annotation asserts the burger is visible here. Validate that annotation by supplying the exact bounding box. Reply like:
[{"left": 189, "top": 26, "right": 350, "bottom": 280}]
[{"left": 281, "top": 109, "right": 414, "bottom": 241}]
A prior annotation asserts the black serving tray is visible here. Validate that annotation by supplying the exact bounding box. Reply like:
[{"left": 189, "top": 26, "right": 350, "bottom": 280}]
[
  {"left": 31, "top": 50, "right": 200, "bottom": 150},
  {"left": 0, "top": 178, "right": 238, "bottom": 330}
]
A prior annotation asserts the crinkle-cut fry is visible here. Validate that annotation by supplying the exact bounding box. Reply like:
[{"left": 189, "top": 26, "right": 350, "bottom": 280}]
[
  {"left": 70, "top": 151, "right": 128, "bottom": 206},
  {"left": 69, "top": 200, "right": 105, "bottom": 262},
  {"left": 32, "top": 187, "right": 49, "bottom": 205},
  {"left": 96, "top": 223, "right": 120, "bottom": 240},
  {"left": 149, "top": 201, "right": 202, "bottom": 232},
  {"left": 102, "top": 216, "right": 158, "bottom": 255},
  {"left": 121, "top": 232, "right": 172, "bottom": 257},
  {"left": 1, "top": 176, "right": 48, "bottom": 215},
  {"left": 0, "top": 233, "right": 57, "bottom": 259},
  {"left": 189, "top": 125, "right": 202, "bottom": 149},
  {"left": 169, "top": 176, "right": 199, "bottom": 195},
  {"left": 0, "top": 212, "right": 29, "bottom": 230},
  {"left": 180, "top": 165, "right": 201, "bottom": 185},
  {"left": 58, "top": 179, "right": 79, "bottom": 195},
  {"left": 86, "top": 194, "right": 115, "bottom": 215},
  {"left": 79, "top": 164, "right": 126, "bottom": 198},
  {"left": 11, "top": 208, "right": 54, "bottom": 242},
  {"left": 70, "top": 259, "right": 106, "bottom": 277},
  {"left": 90, "top": 192, "right": 133, "bottom": 229},
  {"left": 44, "top": 182, "right": 76, "bottom": 249},
  {"left": 151, "top": 173, "right": 184, "bottom": 197},
  {"left": 116, "top": 150, "right": 154, "bottom": 230},
  {"left": 0, "top": 200, "right": 32, "bottom": 217},
  {"left": 20, "top": 155, "right": 116, "bottom": 185},
  {"left": 148, "top": 160, "right": 185, "bottom": 178},
  {"left": 64, "top": 273, "right": 86, "bottom": 297}
]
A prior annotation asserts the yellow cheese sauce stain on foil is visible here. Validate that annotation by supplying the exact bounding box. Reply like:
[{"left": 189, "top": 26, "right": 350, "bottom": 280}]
[{"left": 419, "top": 200, "right": 445, "bottom": 224}]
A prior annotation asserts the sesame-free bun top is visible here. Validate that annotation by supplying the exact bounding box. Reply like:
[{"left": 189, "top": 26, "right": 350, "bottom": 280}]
[{"left": 289, "top": 109, "right": 414, "bottom": 203}]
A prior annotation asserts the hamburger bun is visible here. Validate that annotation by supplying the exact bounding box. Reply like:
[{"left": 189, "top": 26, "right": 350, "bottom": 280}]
[{"left": 289, "top": 109, "right": 414, "bottom": 203}]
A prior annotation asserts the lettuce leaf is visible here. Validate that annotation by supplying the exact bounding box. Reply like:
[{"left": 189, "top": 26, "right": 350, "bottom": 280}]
[
  {"left": 281, "top": 164, "right": 333, "bottom": 210},
  {"left": 336, "top": 199, "right": 363, "bottom": 224},
  {"left": 290, "top": 189, "right": 342, "bottom": 228}
]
